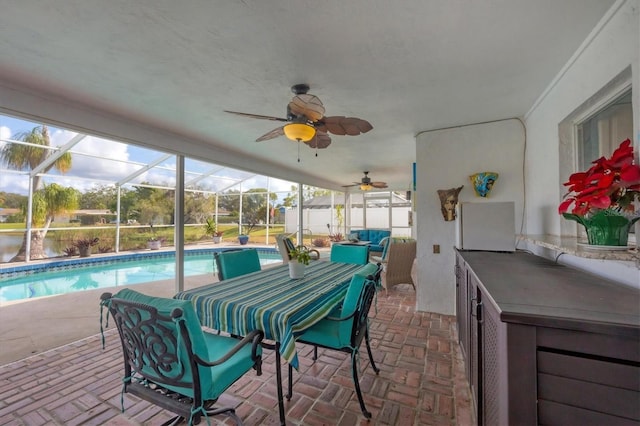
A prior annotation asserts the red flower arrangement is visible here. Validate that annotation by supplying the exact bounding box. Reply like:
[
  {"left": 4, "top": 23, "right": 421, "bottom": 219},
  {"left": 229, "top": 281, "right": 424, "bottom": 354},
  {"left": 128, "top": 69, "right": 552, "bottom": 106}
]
[{"left": 559, "top": 138, "right": 640, "bottom": 217}]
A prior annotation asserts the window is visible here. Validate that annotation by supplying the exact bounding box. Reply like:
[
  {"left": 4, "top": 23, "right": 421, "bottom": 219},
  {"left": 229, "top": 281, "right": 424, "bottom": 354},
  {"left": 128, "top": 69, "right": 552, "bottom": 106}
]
[
  {"left": 558, "top": 67, "right": 634, "bottom": 240},
  {"left": 577, "top": 90, "right": 632, "bottom": 171}
]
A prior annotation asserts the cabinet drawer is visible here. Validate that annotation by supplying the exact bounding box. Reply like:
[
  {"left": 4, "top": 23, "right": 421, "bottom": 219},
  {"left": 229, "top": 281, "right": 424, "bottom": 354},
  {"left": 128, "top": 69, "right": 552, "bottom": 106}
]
[
  {"left": 537, "top": 350, "right": 640, "bottom": 422},
  {"left": 538, "top": 400, "right": 638, "bottom": 426},
  {"left": 538, "top": 350, "right": 639, "bottom": 390}
]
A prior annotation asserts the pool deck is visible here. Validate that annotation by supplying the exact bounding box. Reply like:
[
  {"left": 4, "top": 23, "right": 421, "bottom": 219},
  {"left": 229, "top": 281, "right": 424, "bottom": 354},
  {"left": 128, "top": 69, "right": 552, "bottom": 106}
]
[
  {"left": 0, "top": 241, "right": 475, "bottom": 425},
  {"left": 0, "top": 241, "right": 318, "bottom": 365}
]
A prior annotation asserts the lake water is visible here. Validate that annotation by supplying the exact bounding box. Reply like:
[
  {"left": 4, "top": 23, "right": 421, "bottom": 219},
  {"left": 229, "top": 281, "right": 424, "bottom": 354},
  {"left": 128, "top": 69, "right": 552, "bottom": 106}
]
[{"left": 0, "top": 235, "right": 60, "bottom": 263}]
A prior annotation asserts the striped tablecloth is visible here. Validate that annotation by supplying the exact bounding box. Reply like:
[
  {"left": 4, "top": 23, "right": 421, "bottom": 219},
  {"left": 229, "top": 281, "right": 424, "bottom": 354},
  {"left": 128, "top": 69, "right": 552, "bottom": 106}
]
[{"left": 174, "top": 261, "right": 364, "bottom": 369}]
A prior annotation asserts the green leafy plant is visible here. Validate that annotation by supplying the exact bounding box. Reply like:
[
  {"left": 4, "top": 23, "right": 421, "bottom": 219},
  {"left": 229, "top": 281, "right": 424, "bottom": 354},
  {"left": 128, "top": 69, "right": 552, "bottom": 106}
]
[
  {"left": 326, "top": 223, "right": 343, "bottom": 242},
  {"left": 63, "top": 246, "right": 78, "bottom": 257},
  {"left": 73, "top": 237, "right": 99, "bottom": 249},
  {"left": 204, "top": 217, "right": 223, "bottom": 237},
  {"left": 147, "top": 223, "right": 166, "bottom": 242},
  {"left": 289, "top": 245, "right": 311, "bottom": 265}
]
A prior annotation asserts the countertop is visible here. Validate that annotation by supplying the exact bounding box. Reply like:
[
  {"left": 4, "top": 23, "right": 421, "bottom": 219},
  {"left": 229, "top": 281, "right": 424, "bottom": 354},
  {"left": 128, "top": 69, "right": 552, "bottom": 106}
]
[{"left": 458, "top": 250, "right": 640, "bottom": 338}]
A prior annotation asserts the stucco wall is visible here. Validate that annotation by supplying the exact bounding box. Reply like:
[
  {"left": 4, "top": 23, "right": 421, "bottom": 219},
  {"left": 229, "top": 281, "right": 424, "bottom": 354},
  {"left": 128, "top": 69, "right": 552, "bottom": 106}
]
[
  {"left": 525, "top": 0, "right": 639, "bottom": 237},
  {"left": 523, "top": 0, "right": 639, "bottom": 286},
  {"left": 415, "top": 119, "right": 525, "bottom": 314}
]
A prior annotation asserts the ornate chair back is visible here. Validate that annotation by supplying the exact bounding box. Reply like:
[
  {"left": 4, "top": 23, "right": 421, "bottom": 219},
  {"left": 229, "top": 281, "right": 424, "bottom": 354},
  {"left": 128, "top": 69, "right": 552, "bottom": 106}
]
[{"left": 100, "top": 289, "right": 263, "bottom": 425}]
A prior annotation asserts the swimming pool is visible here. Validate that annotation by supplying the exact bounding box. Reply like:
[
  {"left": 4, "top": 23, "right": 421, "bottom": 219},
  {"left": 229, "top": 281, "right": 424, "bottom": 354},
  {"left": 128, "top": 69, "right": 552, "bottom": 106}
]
[{"left": 0, "top": 248, "right": 282, "bottom": 303}]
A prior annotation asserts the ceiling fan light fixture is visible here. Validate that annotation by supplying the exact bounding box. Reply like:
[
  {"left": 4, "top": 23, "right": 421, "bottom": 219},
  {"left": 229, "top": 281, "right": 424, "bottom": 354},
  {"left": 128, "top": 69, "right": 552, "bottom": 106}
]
[
  {"left": 283, "top": 122, "right": 316, "bottom": 142},
  {"left": 360, "top": 183, "right": 372, "bottom": 191}
]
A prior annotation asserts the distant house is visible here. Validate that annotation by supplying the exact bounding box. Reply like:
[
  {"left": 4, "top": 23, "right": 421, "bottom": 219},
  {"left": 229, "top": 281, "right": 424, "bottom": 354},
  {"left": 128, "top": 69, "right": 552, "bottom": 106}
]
[
  {"left": 0, "top": 208, "right": 20, "bottom": 223},
  {"left": 66, "top": 209, "right": 116, "bottom": 225}
]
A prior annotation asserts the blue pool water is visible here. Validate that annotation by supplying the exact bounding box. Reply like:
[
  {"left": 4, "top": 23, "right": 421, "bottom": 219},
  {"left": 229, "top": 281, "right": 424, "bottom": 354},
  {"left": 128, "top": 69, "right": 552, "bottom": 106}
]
[{"left": 0, "top": 248, "right": 282, "bottom": 303}]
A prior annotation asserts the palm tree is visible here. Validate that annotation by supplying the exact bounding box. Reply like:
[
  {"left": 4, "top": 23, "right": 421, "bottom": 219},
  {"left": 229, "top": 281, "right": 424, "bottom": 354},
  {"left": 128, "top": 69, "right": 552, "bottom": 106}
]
[{"left": 1, "top": 125, "right": 74, "bottom": 261}]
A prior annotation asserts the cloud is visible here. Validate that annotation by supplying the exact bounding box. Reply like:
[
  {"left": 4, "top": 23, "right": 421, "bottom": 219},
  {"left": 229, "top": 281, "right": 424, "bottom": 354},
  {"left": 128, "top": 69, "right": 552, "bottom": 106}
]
[
  {"left": 0, "top": 126, "right": 10, "bottom": 140},
  {"left": 1, "top": 121, "right": 303, "bottom": 197},
  {"left": 0, "top": 172, "right": 29, "bottom": 194}
]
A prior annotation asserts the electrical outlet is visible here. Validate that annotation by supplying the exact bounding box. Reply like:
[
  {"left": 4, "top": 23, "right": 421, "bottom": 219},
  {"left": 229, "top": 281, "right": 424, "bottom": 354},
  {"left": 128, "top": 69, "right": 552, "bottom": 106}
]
[{"left": 433, "top": 244, "right": 440, "bottom": 254}]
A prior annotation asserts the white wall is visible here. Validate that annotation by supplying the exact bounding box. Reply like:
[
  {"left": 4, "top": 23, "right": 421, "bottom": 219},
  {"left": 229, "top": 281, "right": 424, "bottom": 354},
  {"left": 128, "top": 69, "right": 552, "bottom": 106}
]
[
  {"left": 413, "top": 1, "right": 640, "bottom": 315},
  {"left": 525, "top": 0, "right": 639, "bottom": 236},
  {"left": 524, "top": 0, "right": 639, "bottom": 285},
  {"left": 415, "top": 119, "right": 525, "bottom": 315}
]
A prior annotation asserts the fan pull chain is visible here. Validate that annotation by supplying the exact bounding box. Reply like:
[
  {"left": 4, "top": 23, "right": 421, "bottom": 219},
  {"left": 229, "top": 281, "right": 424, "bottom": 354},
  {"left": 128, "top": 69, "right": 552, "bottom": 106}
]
[{"left": 297, "top": 140, "right": 301, "bottom": 163}]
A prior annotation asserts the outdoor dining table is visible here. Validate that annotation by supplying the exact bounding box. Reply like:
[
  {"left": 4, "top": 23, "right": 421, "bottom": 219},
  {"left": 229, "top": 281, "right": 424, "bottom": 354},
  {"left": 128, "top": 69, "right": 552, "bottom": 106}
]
[{"left": 174, "top": 260, "right": 364, "bottom": 424}]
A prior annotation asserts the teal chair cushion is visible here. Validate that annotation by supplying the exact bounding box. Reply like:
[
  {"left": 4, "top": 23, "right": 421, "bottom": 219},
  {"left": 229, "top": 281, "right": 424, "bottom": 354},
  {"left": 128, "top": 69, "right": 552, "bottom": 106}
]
[
  {"left": 201, "top": 331, "right": 262, "bottom": 399},
  {"left": 216, "top": 248, "right": 261, "bottom": 280},
  {"left": 341, "top": 263, "right": 378, "bottom": 318},
  {"left": 330, "top": 244, "right": 369, "bottom": 264},
  {"left": 112, "top": 289, "right": 260, "bottom": 400},
  {"left": 112, "top": 289, "right": 210, "bottom": 397},
  {"left": 298, "top": 263, "right": 378, "bottom": 348}
]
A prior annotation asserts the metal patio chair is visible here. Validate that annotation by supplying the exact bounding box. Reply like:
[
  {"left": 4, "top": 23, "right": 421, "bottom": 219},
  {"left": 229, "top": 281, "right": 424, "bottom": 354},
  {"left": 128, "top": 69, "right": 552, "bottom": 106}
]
[
  {"left": 287, "top": 262, "right": 383, "bottom": 418},
  {"left": 100, "top": 289, "right": 263, "bottom": 426},
  {"left": 214, "top": 248, "right": 261, "bottom": 280},
  {"left": 329, "top": 244, "right": 369, "bottom": 264}
]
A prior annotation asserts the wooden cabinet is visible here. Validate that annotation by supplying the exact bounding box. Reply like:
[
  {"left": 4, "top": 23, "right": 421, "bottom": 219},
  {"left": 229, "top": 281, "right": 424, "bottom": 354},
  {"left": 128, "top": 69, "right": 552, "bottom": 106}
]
[{"left": 455, "top": 249, "right": 640, "bottom": 425}]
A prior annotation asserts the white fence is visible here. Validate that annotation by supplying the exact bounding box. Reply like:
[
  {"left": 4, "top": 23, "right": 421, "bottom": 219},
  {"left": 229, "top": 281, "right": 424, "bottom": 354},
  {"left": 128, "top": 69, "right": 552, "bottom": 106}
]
[{"left": 285, "top": 207, "right": 412, "bottom": 236}]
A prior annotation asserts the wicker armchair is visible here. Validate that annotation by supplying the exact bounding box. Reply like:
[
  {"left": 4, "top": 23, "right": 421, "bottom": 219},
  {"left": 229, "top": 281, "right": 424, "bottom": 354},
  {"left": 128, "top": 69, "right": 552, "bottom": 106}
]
[{"left": 380, "top": 240, "right": 416, "bottom": 295}]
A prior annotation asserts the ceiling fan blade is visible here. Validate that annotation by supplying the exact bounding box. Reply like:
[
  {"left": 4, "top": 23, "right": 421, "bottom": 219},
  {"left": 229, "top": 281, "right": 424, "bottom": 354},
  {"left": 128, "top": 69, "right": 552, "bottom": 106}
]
[
  {"left": 371, "top": 182, "right": 388, "bottom": 188},
  {"left": 224, "top": 110, "right": 288, "bottom": 122},
  {"left": 289, "top": 94, "right": 325, "bottom": 122},
  {"left": 307, "top": 131, "right": 331, "bottom": 149},
  {"left": 316, "top": 116, "right": 373, "bottom": 136},
  {"left": 256, "top": 126, "right": 285, "bottom": 142}
]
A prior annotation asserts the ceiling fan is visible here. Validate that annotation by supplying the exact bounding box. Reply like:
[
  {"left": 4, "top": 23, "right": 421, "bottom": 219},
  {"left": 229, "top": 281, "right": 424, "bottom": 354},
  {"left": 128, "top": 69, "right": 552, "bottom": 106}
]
[
  {"left": 224, "top": 84, "right": 373, "bottom": 155},
  {"left": 343, "top": 171, "right": 388, "bottom": 191}
]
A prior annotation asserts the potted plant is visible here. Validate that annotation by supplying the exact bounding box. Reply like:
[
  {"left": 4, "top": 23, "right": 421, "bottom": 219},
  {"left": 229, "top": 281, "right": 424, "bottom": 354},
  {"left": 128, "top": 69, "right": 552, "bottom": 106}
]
[
  {"left": 238, "top": 226, "right": 250, "bottom": 245},
  {"left": 147, "top": 237, "right": 164, "bottom": 250},
  {"left": 147, "top": 223, "right": 166, "bottom": 249},
  {"left": 73, "top": 237, "right": 99, "bottom": 257},
  {"left": 204, "top": 217, "right": 223, "bottom": 243},
  {"left": 326, "top": 223, "right": 344, "bottom": 244},
  {"left": 559, "top": 138, "right": 640, "bottom": 246},
  {"left": 288, "top": 245, "right": 311, "bottom": 279}
]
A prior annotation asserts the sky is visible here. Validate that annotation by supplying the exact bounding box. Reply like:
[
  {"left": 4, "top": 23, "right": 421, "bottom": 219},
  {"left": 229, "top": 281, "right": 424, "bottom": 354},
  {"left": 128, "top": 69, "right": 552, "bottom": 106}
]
[{"left": 0, "top": 114, "right": 297, "bottom": 197}]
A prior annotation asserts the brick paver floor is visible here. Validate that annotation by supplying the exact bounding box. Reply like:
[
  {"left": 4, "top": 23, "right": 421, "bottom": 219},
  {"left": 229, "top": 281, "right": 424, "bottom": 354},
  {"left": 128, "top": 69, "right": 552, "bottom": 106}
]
[{"left": 0, "top": 284, "right": 473, "bottom": 425}]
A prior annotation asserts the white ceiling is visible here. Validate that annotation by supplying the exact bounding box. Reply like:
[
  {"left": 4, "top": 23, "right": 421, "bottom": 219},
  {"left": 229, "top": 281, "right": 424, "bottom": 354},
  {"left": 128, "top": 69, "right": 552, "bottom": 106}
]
[{"left": 0, "top": 0, "right": 615, "bottom": 191}]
